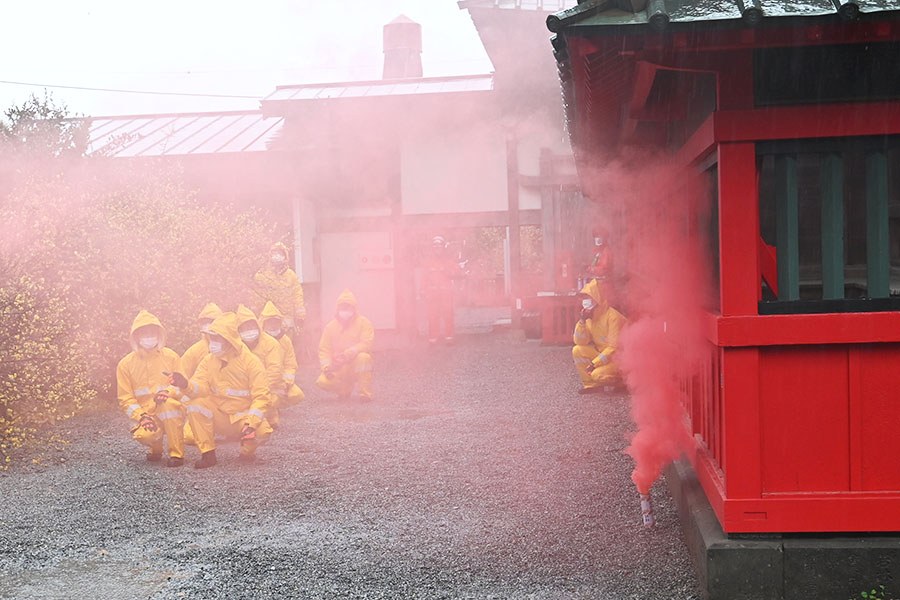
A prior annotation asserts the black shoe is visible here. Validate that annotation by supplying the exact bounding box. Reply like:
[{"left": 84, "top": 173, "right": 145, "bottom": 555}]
[
  {"left": 166, "top": 457, "right": 184, "bottom": 468},
  {"left": 236, "top": 453, "right": 256, "bottom": 464},
  {"left": 194, "top": 450, "right": 217, "bottom": 469},
  {"left": 146, "top": 453, "right": 163, "bottom": 462},
  {"left": 577, "top": 386, "right": 603, "bottom": 395}
]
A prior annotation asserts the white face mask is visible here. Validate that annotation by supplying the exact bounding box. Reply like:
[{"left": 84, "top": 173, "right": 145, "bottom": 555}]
[
  {"left": 138, "top": 337, "right": 158, "bottom": 350},
  {"left": 208, "top": 340, "right": 225, "bottom": 356},
  {"left": 594, "top": 237, "right": 604, "bottom": 247},
  {"left": 240, "top": 329, "right": 259, "bottom": 342},
  {"left": 337, "top": 310, "right": 354, "bottom": 321},
  {"left": 265, "top": 328, "right": 281, "bottom": 337},
  {"left": 582, "top": 299, "right": 594, "bottom": 310}
]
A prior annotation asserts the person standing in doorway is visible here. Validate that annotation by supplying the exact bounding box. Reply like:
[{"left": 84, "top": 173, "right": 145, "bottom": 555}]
[{"left": 422, "top": 235, "right": 463, "bottom": 345}]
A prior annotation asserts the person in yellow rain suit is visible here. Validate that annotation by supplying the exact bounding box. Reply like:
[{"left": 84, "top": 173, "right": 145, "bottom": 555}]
[
  {"left": 236, "top": 304, "right": 304, "bottom": 429},
  {"left": 169, "top": 312, "right": 273, "bottom": 468},
  {"left": 572, "top": 278, "right": 627, "bottom": 395},
  {"left": 316, "top": 290, "right": 375, "bottom": 401},
  {"left": 250, "top": 242, "right": 306, "bottom": 333},
  {"left": 116, "top": 310, "right": 186, "bottom": 467},
  {"left": 180, "top": 302, "right": 223, "bottom": 380},
  {"left": 259, "top": 301, "right": 300, "bottom": 399}
]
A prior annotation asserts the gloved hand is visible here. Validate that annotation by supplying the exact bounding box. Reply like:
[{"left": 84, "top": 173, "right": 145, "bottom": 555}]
[
  {"left": 163, "top": 371, "right": 189, "bottom": 389},
  {"left": 154, "top": 390, "right": 169, "bottom": 404},
  {"left": 584, "top": 362, "right": 595, "bottom": 373},
  {"left": 580, "top": 307, "right": 592, "bottom": 322},
  {"left": 240, "top": 425, "right": 256, "bottom": 442},
  {"left": 139, "top": 413, "right": 158, "bottom": 432}
]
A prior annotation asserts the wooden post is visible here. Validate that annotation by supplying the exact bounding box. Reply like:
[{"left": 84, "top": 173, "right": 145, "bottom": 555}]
[
  {"left": 717, "top": 142, "right": 760, "bottom": 315},
  {"left": 866, "top": 151, "right": 890, "bottom": 298},
  {"left": 775, "top": 155, "right": 799, "bottom": 301},
  {"left": 821, "top": 154, "right": 845, "bottom": 300},
  {"left": 507, "top": 132, "right": 522, "bottom": 326},
  {"left": 539, "top": 148, "right": 557, "bottom": 291}
]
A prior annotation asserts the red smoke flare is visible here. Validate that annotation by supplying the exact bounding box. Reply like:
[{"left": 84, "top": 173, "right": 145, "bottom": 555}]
[{"left": 582, "top": 153, "right": 714, "bottom": 495}]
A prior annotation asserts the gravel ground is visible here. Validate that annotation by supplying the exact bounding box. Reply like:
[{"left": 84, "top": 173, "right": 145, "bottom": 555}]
[{"left": 0, "top": 333, "right": 700, "bottom": 600}]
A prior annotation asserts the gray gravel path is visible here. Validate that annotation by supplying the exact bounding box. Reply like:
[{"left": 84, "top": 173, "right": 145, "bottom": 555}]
[{"left": 0, "top": 333, "right": 700, "bottom": 600}]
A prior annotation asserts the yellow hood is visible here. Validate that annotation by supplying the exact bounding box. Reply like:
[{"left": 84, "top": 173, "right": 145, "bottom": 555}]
[
  {"left": 235, "top": 304, "right": 260, "bottom": 329},
  {"left": 129, "top": 310, "right": 166, "bottom": 352},
  {"left": 198, "top": 302, "right": 223, "bottom": 321},
  {"left": 579, "top": 279, "right": 609, "bottom": 313},
  {"left": 259, "top": 300, "right": 283, "bottom": 321},
  {"left": 208, "top": 312, "right": 243, "bottom": 354},
  {"left": 271, "top": 242, "right": 290, "bottom": 260},
  {"left": 336, "top": 289, "right": 358, "bottom": 310}
]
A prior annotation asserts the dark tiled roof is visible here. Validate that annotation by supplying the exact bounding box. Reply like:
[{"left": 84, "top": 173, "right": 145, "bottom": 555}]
[{"left": 547, "top": 0, "right": 900, "bottom": 32}]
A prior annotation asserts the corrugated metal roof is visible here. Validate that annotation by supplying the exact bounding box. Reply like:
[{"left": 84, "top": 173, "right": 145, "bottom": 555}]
[
  {"left": 86, "top": 111, "right": 283, "bottom": 157},
  {"left": 263, "top": 74, "right": 493, "bottom": 103},
  {"left": 551, "top": 0, "right": 900, "bottom": 30}
]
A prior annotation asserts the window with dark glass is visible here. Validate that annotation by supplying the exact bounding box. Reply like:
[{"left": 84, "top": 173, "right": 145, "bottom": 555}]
[
  {"left": 758, "top": 136, "right": 900, "bottom": 313},
  {"left": 755, "top": 43, "right": 900, "bottom": 106}
]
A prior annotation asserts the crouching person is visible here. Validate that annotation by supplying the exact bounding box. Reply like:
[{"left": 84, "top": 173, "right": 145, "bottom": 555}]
[
  {"left": 573, "top": 278, "right": 626, "bottom": 395},
  {"left": 236, "top": 304, "right": 303, "bottom": 429},
  {"left": 316, "top": 290, "right": 374, "bottom": 401},
  {"left": 169, "top": 312, "right": 273, "bottom": 468},
  {"left": 116, "top": 310, "right": 186, "bottom": 467},
  {"left": 259, "top": 301, "right": 305, "bottom": 414}
]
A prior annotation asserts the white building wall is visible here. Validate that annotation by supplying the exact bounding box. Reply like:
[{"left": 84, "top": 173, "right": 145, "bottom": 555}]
[{"left": 400, "top": 123, "right": 508, "bottom": 215}]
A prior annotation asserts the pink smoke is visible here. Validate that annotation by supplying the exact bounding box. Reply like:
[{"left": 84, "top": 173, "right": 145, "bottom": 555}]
[{"left": 583, "top": 153, "right": 714, "bottom": 494}]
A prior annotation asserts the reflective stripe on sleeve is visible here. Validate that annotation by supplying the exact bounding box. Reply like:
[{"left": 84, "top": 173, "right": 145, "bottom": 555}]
[
  {"left": 186, "top": 404, "right": 214, "bottom": 420},
  {"left": 573, "top": 330, "right": 591, "bottom": 343},
  {"left": 180, "top": 395, "right": 190, "bottom": 404},
  {"left": 127, "top": 404, "right": 142, "bottom": 417},
  {"left": 283, "top": 373, "right": 295, "bottom": 382},
  {"left": 225, "top": 388, "right": 250, "bottom": 397},
  {"left": 248, "top": 408, "right": 265, "bottom": 420},
  {"left": 191, "top": 381, "right": 199, "bottom": 395},
  {"left": 133, "top": 387, "right": 150, "bottom": 396}
]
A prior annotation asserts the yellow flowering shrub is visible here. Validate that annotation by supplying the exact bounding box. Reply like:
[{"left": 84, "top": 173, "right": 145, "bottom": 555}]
[
  {"left": 0, "top": 94, "right": 282, "bottom": 466},
  {"left": 0, "top": 267, "right": 92, "bottom": 467}
]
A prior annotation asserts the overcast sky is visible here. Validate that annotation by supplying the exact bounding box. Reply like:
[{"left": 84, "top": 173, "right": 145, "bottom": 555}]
[{"left": 0, "top": 0, "right": 493, "bottom": 117}]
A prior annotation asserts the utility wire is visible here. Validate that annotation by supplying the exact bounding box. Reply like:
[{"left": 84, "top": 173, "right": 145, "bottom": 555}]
[{"left": 0, "top": 79, "right": 259, "bottom": 99}]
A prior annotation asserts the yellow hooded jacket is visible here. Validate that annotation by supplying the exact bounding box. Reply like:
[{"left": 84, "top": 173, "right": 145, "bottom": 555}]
[
  {"left": 116, "top": 310, "right": 182, "bottom": 422},
  {"left": 260, "top": 300, "right": 297, "bottom": 384},
  {"left": 236, "top": 304, "right": 285, "bottom": 395},
  {"left": 180, "top": 302, "right": 223, "bottom": 379},
  {"left": 319, "top": 290, "right": 375, "bottom": 369},
  {"left": 184, "top": 312, "right": 271, "bottom": 429},
  {"left": 573, "top": 279, "right": 626, "bottom": 367},
  {"left": 250, "top": 242, "right": 306, "bottom": 321}
]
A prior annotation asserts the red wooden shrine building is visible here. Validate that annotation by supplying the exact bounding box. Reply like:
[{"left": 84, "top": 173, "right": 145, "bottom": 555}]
[{"left": 549, "top": 0, "right": 900, "bottom": 533}]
